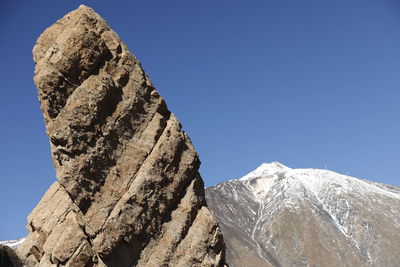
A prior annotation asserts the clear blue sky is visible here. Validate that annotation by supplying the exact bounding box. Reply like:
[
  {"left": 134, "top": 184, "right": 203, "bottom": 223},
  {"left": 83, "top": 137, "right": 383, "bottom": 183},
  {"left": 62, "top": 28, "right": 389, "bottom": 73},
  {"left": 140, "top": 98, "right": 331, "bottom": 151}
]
[{"left": 1, "top": 0, "right": 400, "bottom": 240}]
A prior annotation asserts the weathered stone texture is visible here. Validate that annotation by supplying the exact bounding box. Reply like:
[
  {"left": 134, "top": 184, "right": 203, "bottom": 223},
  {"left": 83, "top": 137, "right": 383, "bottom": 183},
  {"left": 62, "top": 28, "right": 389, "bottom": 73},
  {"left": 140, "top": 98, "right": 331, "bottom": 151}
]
[{"left": 18, "top": 5, "right": 226, "bottom": 266}]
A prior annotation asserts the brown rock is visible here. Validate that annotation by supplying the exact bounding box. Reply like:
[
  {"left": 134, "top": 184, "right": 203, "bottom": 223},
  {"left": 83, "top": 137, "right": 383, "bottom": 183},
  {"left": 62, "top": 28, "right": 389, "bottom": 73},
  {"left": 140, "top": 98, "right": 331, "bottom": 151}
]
[
  {"left": 18, "top": 5, "right": 227, "bottom": 266},
  {"left": 1, "top": 244, "right": 23, "bottom": 267}
]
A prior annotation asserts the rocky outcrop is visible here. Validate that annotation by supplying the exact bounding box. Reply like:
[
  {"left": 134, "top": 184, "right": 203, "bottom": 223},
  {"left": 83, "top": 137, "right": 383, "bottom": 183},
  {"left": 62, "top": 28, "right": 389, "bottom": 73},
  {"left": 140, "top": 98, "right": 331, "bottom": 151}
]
[
  {"left": 206, "top": 162, "right": 400, "bottom": 267},
  {"left": 18, "top": 5, "right": 226, "bottom": 266}
]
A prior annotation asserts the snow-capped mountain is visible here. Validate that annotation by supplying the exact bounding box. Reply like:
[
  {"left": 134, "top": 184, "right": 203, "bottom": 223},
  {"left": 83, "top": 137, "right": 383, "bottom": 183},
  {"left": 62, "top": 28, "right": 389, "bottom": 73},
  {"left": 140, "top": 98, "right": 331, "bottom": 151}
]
[
  {"left": 0, "top": 238, "right": 25, "bottom": 249},
  {"left": 206, "top": 162, "right": 400, "bottom": 267}
]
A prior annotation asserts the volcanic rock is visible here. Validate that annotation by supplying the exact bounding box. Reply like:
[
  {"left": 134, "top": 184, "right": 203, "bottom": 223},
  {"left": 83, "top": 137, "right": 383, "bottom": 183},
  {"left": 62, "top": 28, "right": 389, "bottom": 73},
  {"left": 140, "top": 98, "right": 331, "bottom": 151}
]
[
  {"left": 206, "top": 162, "right": 400, "bottom": 267},
  {"left": 17, "top": 5, "right": 226, "bottom": 267}
]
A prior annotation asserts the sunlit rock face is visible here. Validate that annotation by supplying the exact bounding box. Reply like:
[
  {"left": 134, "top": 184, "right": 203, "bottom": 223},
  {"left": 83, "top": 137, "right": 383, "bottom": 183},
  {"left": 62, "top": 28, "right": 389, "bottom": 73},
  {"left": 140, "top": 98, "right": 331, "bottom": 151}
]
[
  {"left": 206, "top": 162, "right": 400, "bottom": 267},
  {"left": 17, "top": 5, "right": 227, "bottom": 267}
]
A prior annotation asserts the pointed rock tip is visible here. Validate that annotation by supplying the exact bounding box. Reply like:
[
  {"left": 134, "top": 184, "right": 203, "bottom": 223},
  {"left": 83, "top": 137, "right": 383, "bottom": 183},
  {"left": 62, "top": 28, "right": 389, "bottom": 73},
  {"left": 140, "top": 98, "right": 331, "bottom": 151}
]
[
  {"left": 78, "top": 4, "right": 91, "bottom": 9},
  {"left": 76, "top": 4, "right": 97, "bottom": 15}
]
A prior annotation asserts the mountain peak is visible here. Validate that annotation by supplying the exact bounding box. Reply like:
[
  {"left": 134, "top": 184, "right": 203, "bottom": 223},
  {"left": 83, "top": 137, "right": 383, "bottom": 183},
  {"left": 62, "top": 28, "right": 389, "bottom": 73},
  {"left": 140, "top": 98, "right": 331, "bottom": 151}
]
[
  {"left": 0, "top": 238, "right": 25, "bottom": 249},
  {"left": 240, "top": 161, "right": 291, "bottom": 181},
  {"left": 206, "top": 163, "right": 400, "bottom": 266}
]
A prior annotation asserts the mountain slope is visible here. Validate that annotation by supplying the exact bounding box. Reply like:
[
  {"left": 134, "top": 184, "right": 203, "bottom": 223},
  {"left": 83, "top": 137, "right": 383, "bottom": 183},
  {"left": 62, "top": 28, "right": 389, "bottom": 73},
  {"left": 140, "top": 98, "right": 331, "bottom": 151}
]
[
  {"left": 206, "top": 162, "right": 400, "bottom": 267},
  {"left": 0, "top": 238, "right": 25, "bottom": 250}
]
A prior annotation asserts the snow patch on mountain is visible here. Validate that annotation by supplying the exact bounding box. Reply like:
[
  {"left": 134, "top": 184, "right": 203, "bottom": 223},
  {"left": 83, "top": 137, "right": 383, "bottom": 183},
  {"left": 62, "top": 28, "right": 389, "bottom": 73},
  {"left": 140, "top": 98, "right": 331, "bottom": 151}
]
[
  {"left": 240, "top": 162, "right": 400, "bottom": 202},
  {"left": 0, "top": 238, "right": 25, "bottom": 249},
  {"left": 240, "top": 162, "right": 291, "bottom": 181},
  {"left": 206, "top": 162, "right": 400, "bottom": 266}
]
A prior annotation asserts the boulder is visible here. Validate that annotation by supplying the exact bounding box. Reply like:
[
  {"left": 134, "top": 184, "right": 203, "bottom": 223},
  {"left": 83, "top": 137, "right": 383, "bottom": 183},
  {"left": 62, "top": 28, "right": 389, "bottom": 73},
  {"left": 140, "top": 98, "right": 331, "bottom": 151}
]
[
  {"left": 1, "top": 245, "right": 23, "bottom": 267},
  {"left": 18, "top": 5, "right": 226, "bottom": 267}
]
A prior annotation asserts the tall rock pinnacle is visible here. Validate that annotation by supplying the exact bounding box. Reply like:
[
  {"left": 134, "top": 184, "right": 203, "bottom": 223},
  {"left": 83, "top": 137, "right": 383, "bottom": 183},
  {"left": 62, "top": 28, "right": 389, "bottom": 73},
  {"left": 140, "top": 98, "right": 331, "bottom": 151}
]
[{"left": 18, "top": 5, "right": 226, "bottom": 266}]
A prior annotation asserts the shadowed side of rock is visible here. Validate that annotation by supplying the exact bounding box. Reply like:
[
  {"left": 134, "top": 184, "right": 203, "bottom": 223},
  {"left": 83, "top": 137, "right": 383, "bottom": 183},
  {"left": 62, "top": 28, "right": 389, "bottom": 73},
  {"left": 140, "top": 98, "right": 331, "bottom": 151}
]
[
  {"left": 1, "top": 245, "right": 23, "bottom": 267},
  {"left": 17, "top": 5, "right": 227, "bottom": 266}
]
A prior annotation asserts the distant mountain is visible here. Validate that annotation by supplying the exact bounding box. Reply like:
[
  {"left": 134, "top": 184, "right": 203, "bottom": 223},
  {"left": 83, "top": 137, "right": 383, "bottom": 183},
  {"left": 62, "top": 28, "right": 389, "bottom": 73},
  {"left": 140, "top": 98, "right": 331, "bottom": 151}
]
[
  {"left": 0, "top": 238, "right": 24, "bottom": 250},
  {"left": 206, "top": 162, "right": 400, "bottom": 266}
]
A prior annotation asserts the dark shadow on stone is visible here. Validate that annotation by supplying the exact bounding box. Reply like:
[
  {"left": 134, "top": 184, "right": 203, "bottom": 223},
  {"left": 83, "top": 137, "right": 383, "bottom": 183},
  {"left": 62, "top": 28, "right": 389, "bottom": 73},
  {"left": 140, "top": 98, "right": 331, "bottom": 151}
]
[{"left": 0, "top": 245, "right": 23, "bottom": 267}]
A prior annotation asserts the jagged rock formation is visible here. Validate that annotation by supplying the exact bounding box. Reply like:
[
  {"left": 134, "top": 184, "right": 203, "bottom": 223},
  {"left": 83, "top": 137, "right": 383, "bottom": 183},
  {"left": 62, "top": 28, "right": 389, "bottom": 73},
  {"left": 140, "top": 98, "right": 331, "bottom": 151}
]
[
  {"left": 17, "top": 5, "right": 226, "bottom": 266},
  {"left": 206, "top": 162, "right": 400, "bottom": 267}
]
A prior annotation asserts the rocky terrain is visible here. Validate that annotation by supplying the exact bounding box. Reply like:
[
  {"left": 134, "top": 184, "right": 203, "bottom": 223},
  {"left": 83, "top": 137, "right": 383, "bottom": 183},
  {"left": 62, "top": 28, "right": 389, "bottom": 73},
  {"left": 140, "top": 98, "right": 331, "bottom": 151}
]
[
  {"left": 3, "top": 4, "right": 399, "bottom": 267},
  {"left": 206, "top": 162, "right": 400, "bottom": 267},
  {"left": 14, "top": 5, "right": 226, "bottom": 267}
]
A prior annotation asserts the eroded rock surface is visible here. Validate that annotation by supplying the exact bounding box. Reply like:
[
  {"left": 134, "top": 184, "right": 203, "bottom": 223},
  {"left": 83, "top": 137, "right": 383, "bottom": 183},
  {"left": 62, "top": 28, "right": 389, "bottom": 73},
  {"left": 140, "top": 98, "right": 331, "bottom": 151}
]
[{"left": 18, "top": 5, "right": 226, "bottom": 266}]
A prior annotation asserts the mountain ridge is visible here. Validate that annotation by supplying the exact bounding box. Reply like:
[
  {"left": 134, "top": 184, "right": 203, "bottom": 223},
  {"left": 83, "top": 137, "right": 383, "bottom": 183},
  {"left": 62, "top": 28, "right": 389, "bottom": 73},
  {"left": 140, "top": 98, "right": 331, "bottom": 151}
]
[
  {"left": 206, "top": 162, "right": 400, "bottom": 266},
  {"left": 0, "top": 239, "right": 25, "bottom": 250}
]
